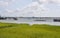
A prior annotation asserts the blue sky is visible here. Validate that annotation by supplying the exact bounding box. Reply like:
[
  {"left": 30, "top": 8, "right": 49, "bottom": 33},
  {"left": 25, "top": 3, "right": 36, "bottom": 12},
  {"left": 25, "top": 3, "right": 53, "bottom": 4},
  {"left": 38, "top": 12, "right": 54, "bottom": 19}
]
[
  {"left": 0, "top": 0, "right": 60, "bottom": 17},
  {"left": 7, "top": 0, "right": 32, "bottom": 9},
  {"left": 0, "top": 0, "right": 32, "bottom": 17},
  {"left": 0, "top": 0, "right": 32, "bottom": 10}
]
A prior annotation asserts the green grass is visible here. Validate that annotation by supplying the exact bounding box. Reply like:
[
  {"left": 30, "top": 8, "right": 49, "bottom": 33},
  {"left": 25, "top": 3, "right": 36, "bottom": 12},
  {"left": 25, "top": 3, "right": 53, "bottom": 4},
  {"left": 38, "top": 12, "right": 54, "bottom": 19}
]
[{"left": 0, "top": 23, "right": 60, "bottom": 38}]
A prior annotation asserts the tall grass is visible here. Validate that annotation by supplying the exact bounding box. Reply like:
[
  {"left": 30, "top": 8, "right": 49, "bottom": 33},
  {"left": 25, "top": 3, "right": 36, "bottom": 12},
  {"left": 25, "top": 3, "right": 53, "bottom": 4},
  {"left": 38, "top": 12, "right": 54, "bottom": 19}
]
[{"left": 0, "top": 23, "right": 60, "bottom": 38}]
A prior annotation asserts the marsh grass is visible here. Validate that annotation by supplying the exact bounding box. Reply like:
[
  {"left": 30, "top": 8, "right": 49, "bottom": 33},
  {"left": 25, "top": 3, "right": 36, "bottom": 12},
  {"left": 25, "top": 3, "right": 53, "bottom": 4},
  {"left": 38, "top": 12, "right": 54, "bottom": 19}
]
[{"left": 0, "top": 23, "right": 60, "bottom": 38}]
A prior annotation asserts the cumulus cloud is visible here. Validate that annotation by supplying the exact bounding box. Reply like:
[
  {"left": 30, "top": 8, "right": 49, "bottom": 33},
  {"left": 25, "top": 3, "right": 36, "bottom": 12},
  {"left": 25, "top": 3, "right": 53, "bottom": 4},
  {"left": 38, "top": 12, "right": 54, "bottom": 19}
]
[
  {"left": 5, "top": 9, "right": 14, "bottom": 13},
  {"left": 33, "top": 0, "right": 60, "bottom": 4},
  {"left": 18, "top": 2, "right": 48, "bottom": 17},
  {"left": 1, "top": 0, "right": 52, "bottom": 17},
  {"left": 51, "top": 0, "right": 60, "bottom": 3},
  {"left": 0, "top": 1, "right": 8, "bottom": 6},
  {"left": 0, "top": 0, "right": 15, "bottom": 7},
  {"left": 1, "top": 9, "right": 24, "bottom": 17},
  {"left": 1, "top": 0, "right": 60, "bottom": 17},
  {"left": 17, "top": 0, "right": 60, "bottom": 17},
  {"left": 2, "top": 0, "right": 15, "bottom": 2}
]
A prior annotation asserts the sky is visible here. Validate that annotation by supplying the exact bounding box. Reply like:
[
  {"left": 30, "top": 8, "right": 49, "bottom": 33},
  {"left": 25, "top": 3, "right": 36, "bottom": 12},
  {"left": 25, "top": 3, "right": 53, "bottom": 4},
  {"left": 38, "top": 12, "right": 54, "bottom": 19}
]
[{"left": 0, "top": 0, "right": 60, "bottom": 17}]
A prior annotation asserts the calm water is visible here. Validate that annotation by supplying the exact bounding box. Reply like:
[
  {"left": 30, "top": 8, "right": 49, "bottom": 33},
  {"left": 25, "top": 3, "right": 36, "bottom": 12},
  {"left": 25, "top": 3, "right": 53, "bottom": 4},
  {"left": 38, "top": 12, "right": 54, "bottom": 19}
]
[{"left": 0, "top": 18, "right": 60, "bottom": 26}]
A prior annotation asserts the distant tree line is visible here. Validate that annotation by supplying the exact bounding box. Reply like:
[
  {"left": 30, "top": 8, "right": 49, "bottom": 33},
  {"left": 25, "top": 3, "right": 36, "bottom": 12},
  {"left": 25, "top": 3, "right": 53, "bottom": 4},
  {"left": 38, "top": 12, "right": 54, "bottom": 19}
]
[{"left": 0, "top": 16, "right": 17, "bottom": 20}]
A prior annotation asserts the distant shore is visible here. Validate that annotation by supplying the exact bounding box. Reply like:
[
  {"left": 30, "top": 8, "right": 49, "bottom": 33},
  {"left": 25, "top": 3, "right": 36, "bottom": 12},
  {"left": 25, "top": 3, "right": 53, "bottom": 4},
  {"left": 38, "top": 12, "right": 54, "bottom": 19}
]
[{"left": 0, "top": 20, "right": 60, "bottom": 26}]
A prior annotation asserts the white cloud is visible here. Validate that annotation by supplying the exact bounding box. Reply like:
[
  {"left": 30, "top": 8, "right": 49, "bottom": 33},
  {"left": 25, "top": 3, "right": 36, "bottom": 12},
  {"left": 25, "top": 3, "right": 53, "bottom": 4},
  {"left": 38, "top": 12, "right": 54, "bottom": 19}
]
[
  {"left": 1, "top": 1, "right": 48, "bottom": 17},
  {"left": 2, "top": 9, "right": 22, "bottom": 17},
  {"left": 51, "top": 0, "right": 60, "bottom": 3},
  {"left": 3, "top": 0, "right": 15, "bottom": 2},
  {"left": 0, "top": 1, "right": 8, "bottom": 6},
  {"left": 33, "top": 0, "right": 60, "bottom": 4},
  {"left": 16, "top": 0, "right": 60, "bottom": 17},
  {"left": 5, "top": 9, "right": 14, "bottom": 13},
  {"left": 1, "top": 0, "right": 60, "bottom": 17},
  {"left": 0, "top": 0, "right": 16, "bottom": 7},
  {"left": 39, "top": 0, "right": 48, "bottom": 3},
  {"left": 18, "top": 2, "right": 48, "bottom": 17}
]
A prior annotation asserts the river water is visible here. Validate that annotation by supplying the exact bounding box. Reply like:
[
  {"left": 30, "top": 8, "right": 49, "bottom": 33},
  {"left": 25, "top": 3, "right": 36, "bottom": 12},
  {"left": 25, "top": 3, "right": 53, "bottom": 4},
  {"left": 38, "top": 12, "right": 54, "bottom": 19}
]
[{"left": 0, "top": 18, "right": 60, "bottom": 26}]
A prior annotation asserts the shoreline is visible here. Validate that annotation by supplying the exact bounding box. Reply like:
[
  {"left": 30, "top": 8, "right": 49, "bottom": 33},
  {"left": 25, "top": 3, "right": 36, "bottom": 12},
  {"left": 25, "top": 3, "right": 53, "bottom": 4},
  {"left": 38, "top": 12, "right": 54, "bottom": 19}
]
[{"left": 0, "top": 20, "right": 60, "bottom": 26}]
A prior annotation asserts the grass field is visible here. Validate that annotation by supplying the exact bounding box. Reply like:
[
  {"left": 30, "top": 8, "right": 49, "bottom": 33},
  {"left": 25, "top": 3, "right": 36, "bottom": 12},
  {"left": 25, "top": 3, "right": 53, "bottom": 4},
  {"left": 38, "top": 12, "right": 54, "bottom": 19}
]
[{"left": 0, "top": 22, "right": 60, "bottom": 38}]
